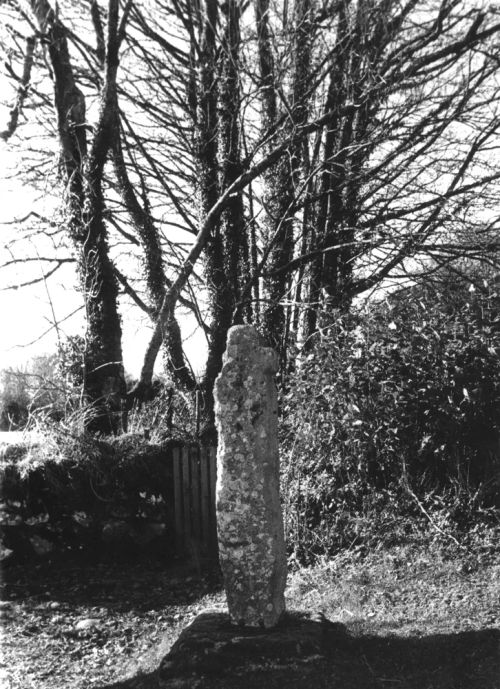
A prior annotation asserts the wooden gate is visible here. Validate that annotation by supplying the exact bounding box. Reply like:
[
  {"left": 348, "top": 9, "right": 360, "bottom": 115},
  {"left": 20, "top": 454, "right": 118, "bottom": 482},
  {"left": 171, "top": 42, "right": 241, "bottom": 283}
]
[{"left": 170, "top": 445, "right": 218, "bottom": 557}]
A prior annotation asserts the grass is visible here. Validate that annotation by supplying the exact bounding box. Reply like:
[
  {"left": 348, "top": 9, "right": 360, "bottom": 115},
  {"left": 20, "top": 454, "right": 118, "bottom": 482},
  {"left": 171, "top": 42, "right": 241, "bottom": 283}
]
[
  {"left": 1, "top": 526, "right": 499, "bottom": 689},
  {"left": 285, "top": 535, "right": 500, "bottom": 637}
]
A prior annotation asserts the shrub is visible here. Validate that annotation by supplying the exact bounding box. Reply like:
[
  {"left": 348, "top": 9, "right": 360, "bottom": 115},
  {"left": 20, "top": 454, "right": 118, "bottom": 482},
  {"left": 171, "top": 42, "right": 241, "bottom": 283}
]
[
  {"left": 126, "top": 380, "right": 199, "bottom": 441},
  {"left": 0, "top": 354, "right": 70, "bottom": 430},
  {"left": 281, "top": 269, "right": 500, "bottom": 561}
]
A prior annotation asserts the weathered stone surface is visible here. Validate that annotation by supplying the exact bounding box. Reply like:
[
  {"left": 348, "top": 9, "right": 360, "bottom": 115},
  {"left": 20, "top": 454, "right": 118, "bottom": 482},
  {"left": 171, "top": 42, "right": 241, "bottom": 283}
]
[
  {"left": 158, "top": 610, "right": 348, "bottom": 688},
  {"left": 214, "top": 325, "right": 287, "bottom": 628}
]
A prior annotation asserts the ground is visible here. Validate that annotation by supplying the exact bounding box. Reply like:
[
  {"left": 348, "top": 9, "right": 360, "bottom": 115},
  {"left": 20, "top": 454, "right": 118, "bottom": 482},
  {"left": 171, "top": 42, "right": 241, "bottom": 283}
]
[{"left": 1, "top": 530, "right": 499, "bottom": 688}]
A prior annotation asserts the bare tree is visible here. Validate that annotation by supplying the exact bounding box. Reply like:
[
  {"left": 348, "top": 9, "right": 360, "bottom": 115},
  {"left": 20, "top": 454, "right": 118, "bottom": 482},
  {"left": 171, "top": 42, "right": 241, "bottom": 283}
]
[
  {"left": 2, "top": 0, "right": 500, "bottom": 435},
  {"left": 256, "top": 0, "right": 316, "bottom": 359},
  {"left": 2, "top": 0, "right": 131, "bottom": 431},
  {"left": 301, "top": 0, "right": 500, "bottom": 329}
]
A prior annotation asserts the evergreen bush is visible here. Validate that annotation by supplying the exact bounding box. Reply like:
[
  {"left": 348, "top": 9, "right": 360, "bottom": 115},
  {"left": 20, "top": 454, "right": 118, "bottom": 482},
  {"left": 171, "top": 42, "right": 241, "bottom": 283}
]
[{"left": 281, "top": 270, "right": 500, "bottom": 560}]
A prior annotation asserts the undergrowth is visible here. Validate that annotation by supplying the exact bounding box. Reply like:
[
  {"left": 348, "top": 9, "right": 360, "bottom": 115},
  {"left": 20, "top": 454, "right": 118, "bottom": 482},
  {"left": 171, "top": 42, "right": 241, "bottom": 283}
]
[{"left": 280, "top": 275, "right": 500, "bottom": 563}]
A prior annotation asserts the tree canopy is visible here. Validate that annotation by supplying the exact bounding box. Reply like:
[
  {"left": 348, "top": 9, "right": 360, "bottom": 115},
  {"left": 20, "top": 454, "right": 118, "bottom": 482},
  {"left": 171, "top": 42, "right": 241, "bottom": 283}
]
[{"left": 2, "top": 0, "right": 500, "bottom": 430}]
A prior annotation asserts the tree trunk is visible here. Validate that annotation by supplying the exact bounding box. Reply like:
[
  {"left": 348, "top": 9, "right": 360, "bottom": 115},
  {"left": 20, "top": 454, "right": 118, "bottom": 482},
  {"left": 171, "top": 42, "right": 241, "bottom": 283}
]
[
  {"left": 219, "top": 0, "right": 249, "bottom": 325},
  {"left": 30, "top": 0, "right": 126, "bottom": 432},
  {"left": 81, "top": 0, "right": 127, "bottom": 432},
  {"left": 113, "top": 133, "right": 195, "bottom": 394},
  {"left": 197, "top": 0, "right": 225, "bottom": 430},
  {"left": 258, "top": 0, "right": 315, "bottom": 359}
]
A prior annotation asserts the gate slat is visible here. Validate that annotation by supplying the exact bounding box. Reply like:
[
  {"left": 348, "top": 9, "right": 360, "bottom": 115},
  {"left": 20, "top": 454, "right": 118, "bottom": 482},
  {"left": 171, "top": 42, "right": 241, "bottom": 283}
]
[
  {"left": 208, "top": 446, "right": 218, "bottom": 554},
  {"left": 172, "top": 447, "right": 183, "bottom": 553},
  {"left": 190, "top": 446, "right": 201, "bottom": 544},
  {"left": 200, "top": 446, "right": 211, "bottom": 552},
  {"left": 182, "top": 445, "right": 191, "bottom": 551},
  {"left": 169, "top": 444, "right": 217, "bottom": 558}
]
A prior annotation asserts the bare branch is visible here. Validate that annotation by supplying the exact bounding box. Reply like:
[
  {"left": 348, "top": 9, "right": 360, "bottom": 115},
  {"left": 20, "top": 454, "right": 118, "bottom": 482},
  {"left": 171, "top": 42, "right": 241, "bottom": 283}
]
[{"left": 1, "top": 35, "right": 36, "bottom": 141}]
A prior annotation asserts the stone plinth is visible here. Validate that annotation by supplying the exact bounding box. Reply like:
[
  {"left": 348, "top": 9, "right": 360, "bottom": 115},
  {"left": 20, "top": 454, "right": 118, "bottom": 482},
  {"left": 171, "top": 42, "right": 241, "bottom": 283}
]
[
  {"left": 214, "top": 325, "right": 287, "bottom": 628},
  {"left": 158, "top": 610, "right": 348, "bottom": 688}
]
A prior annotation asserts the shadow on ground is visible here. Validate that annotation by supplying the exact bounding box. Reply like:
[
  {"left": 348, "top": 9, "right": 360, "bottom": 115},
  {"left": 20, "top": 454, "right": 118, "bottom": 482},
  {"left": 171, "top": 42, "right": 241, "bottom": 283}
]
[
  {"left": 3, "top": 554, "right": 221, "bottom": 613},
  {"left": 4, "top": 558, "right": 499, "bottom": 689},
  {"left": 98, "top": 611, "right": 500, "bottom": 689}
]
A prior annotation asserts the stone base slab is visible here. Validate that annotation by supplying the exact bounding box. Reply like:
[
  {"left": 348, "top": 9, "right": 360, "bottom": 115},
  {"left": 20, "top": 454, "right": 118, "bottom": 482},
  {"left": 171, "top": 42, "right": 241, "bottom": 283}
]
[{"left": 158, "top": 610, "right": 349, "bottom": 688}]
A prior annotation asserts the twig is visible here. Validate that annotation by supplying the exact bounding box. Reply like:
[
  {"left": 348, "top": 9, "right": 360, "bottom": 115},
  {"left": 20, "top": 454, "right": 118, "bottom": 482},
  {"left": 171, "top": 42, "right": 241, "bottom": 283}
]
[
  {"left": 405, "top": 484, "right": 463, "bottom": 549},
  {"left": 11, "top": 306, "right": 84, "bottom": 347}
]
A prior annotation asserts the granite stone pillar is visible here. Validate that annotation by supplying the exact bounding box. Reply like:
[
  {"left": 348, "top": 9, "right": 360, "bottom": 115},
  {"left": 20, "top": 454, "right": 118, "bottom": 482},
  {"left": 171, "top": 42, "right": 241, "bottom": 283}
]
[{"left": 214, "top": 325, "right": 287, "bottom": 628}]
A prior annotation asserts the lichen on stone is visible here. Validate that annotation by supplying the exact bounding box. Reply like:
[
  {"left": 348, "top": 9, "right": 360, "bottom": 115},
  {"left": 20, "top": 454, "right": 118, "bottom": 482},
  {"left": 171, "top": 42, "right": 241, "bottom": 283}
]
[{"left": 214, "top": 325, "right": 287, "bottom": 628}]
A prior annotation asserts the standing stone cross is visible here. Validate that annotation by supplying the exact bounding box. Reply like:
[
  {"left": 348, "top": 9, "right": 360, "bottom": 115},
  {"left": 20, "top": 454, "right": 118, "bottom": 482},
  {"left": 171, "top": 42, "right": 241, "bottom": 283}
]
[{"left": 214, "top": 325, "right": 287, "bottom": 628}]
